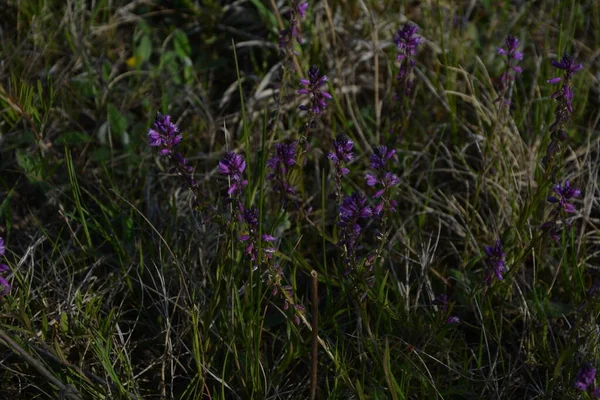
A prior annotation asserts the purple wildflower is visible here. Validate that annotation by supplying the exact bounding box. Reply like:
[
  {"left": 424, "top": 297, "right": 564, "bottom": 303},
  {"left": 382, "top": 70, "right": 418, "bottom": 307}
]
[
  {"left": 328, "top": 134, "right": 354, "bottom": 176},
  {"left": 239, "top": 207, "right": 276, "bottom": 269},
  {"left": 340, "top": 192, "right": 373, "bottom": 222},
  {"left": 394, "top": 23, "right": 421, "bottom": 98},
  {"left": 298, "top": 66, "right": 332, "bottom": 116},
  {"left": 497, "top": 35, "right": 524, "bottom": 61},
  {"left": 483, "top": 239, "right": 507, "bottom": 285},
  {"left": 575, "top": 363, "right": 596, "bottom": 391},
  {"left": 433, "top": 294, "right": 449, "bottom": 310},
  {"left": 394, "top": 23, "right": 422, "bottom": 61},
  {"left": 548, "top": 180, "right": 580, "bottom": 213},
  {"left": 446, "top": 316, "right": 460, "bottom": 324},
  {"left": 338, "top": 192, "right": 372, "bottom": 254},
  {"left": 496, "top": 35, "right": 524, "bottom": 98},
  {"left": 547, "top": 55, "right": 583, "bottom": 114},
  {"left": 279, "top": 0, "right": 309, "bottom": 50},
  {"left": 370, "top": 146, "right": 396, "bottom": 170},
  {"left": 219, "top": 151, "right": 248, "bottom": 196},
  {"left": 0, "top": 237, "right": 10, "bottom": 297},
  {"left": 366, "top": 172, "right": 400, "bottom": 198},
  {"left": 267, "top": 141, "right": 298, "bottom": 201},
  {"left": 267, "top": 141, "right": 298, "bottom": 175},
  {"left": 147, "top": 113, "right": 182, "bottom": 155}
]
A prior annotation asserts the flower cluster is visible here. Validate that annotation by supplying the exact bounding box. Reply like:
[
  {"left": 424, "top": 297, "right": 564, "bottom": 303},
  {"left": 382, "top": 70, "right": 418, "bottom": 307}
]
[
  {"left": 365, "top": 146, "right": 399, "bottom": 214},
  {"left": 483, "top": 239, "right": 507, "bottom": 285},
  {"left": 267, "top": 141, "right": 298, "bottom": 202},
  {"left": 433, "top": 293, "right": 460, "bottom": 325},
  {"left": 542, "top": 180, "right": 581, "bottom": 241},
  {"left": 0, "top": 237, "right": 10, "bottom": 298},
  {"left": 279, "top": 0, "right": 309, "bottom": 52},
  {"left": 239, "top": 207, "right": 276, "bottom": 270},
  {"left": 575, "top": 363, "right": 600, "bottom": 397},
  {"left": 298, "top": 66, "right": 332, "bottom": 117},
  {"left": 148, "top": 113, "right": 182, "bottom": 155},
  {"left": 338, "top": 192, "right": 372, "bottom": 263},
  {"left": 544, "top": 55, "right": 583, "bottom": 164},
  {"left": 328, "top": 134, "right": 354, "bottom": 199},
  {"left": 394, "top": 23, "right": 422, "bottom": 98},
  {"left": 496, "top": 35, "right": 524, "bottom": 103},
  {"left": 148, "top": 113, "right": 195, "bottom": 183},
  {"left": 218, "top": 151, "right": 248, "bottom": 197},
  {"left": 548, "top": 55, "right": 583, "bottom": 114}
]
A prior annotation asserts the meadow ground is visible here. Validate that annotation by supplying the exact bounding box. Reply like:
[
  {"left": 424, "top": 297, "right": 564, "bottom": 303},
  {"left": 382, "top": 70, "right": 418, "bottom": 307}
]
[{"left": 1, "top": 0, "right": 600, "bottom": 398}]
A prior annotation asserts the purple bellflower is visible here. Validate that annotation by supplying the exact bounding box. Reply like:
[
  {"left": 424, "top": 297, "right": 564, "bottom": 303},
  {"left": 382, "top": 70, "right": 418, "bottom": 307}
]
[
  {"left": 483, "top": 239, "right": 507, "bottom": 285},
  {"left": 575, "top": 362, "right": 596, "bottom": 391},
  {"left": 219, "top": 151, "right": 248, "bottom": 196},
  {"left": 548, "top": 55, "right": 583, "bottom": 114},
  {"left": 298, "top": 66, "right": 332, "bottom": 116}
]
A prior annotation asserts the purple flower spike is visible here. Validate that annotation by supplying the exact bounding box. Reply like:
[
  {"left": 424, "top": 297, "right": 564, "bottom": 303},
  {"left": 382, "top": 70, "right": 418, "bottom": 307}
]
[
  {"left": 548, "top": 54, "right": 583, "bottom": 114},
  {"left": 219, "top": 151, "right": 246, "bottom": 178},
  {"left": 219, "top": 151, "right": 248, "bottom": 195},
  {"left": 497, "top": 35, "right": 523, "bottom": 61},
  {"left": 338, "top": 192, "right": 372, "bottom": 254},
  {"left": 496, "top": 35, "right": 524, "bottom": 98},
  {"left": 483, "top": 239, "right": 507, "bottom": 285},
  {"left": 296, "top": 1, "right": 309, "bottom": 18},
  {"left": 340, "top": 192, "right": 373, "bottom": 222},
  {"left": 279, "top": 0, "right": 309, "bottom": 49},
  {"left": 575, "top": 362, "right": 596, "bottom": 391},
  {"left": 147, "top": 113, "right": 182, "bottom": 155},
  {"left": 433, "top": 294, "right": 448, "bottom": 308},
  {"left": 370, "top": 146, "right": 396, "bottom": 170},
  {"left": 267, "top": 142, "right": 298, "bottom": 174},
  {"left": 548, "top": 180, "right": 580, "bottom": 213},
  {"left": 0, "top": 237, "right": 10, "bottom": 298},
  {"left": 298, "top": 66, "right": 332, "bottom": 116},
  {"left": 329, "top": 134, "right": 354, "bottom": 164},
  {"left": 394, "top": 23, "right": 421, "bottom": 98},
  {"left": 394, "top": 23, "right": 422, "bottom": 61}
]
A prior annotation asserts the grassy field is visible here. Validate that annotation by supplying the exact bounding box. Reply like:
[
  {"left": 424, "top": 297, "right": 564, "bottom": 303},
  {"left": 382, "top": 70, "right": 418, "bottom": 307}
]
[{"left": 1, "top": 0, "right": 600, "bottom": 398}]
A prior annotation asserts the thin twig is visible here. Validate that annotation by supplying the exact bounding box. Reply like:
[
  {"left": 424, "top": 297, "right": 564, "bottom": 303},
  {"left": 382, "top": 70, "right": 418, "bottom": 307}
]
[
  {"left": 310, "top": 270, "right": 319, "bottom": 400},
  {"left": 0, "top": 328, "right": 83, "bottom": 400}
]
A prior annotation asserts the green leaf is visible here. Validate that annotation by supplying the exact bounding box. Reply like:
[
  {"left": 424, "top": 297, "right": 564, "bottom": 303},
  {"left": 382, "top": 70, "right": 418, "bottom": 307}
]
[
  {"left": 136, "top": 35, "right": 152, "bottom": 61},
  {"left": 16, "top": 149, "right": 41, "bottom": 181},
  {"left": 107, "top": 103, "right": 127, "bottom": 136},
  {"left": 173, "top": 29, "right": 191, "bottom": 58}
]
